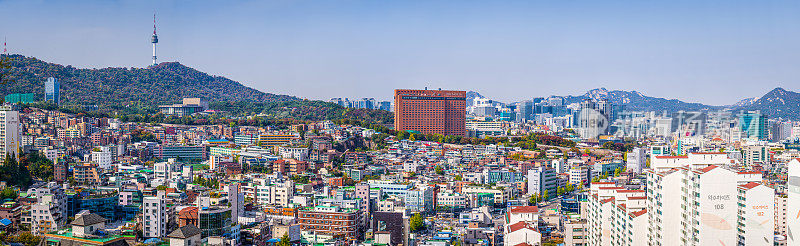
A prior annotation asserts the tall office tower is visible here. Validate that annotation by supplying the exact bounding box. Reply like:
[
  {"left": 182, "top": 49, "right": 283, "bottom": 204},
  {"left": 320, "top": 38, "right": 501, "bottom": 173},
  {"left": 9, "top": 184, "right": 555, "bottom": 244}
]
[
  {"left": 577, "top": 99, "right": 610, "bottom": 139},
  {"left": 772, "top": 121, "right": 793, "bottom": 142},
  {"left": 517, "top": 100, "right": 533, "bottom": 122},
  {"left": 357, "top": 98, "right": 376, "bottom": 109},
  {"left": 0, "top": 106, "right": 19, "bottom": 158},
  {"left": 671, "top": 111, "right": 707, "bottom": 137},
  {"left": 45, "top": 77, "right": 60, "bottom": 105},
  {"left": 394, "top": 89, "right": 466, "bottom": 136},
  {"left": 378, "top": 101, "right": 392, "bottom": 111},
  {"left": 739, "top": 111, "right": 768, "bottom": 141},
  {"left": 645, "top": 165, "right": 771, "bottom": 246},
  {"left": 143, "top": 195, "right": 167, "bottom": 238},
  {"left": 366, "top": 98, "right": 377, "bottom": 109},
  {"left": 788, "top": 159, "right": 800, "bottom": 245},
  {"left": 329, "top": 98, "right": 345, "bottom": 106}
]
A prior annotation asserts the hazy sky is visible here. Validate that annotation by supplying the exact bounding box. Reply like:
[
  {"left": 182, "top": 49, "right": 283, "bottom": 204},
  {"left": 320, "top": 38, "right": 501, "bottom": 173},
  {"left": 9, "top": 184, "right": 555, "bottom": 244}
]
[{"left": 1, "top": 0, "right": 799, "bottom": 105}]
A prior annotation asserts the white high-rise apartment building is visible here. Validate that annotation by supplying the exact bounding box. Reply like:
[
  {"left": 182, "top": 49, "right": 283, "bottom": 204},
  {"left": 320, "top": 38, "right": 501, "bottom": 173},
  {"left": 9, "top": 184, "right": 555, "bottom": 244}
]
[
  {"left": 0, "top": 107, "right": 20, "bottom": 159},
  {"left": 645, "top": 165, "right": 769, "bottom": 246},
  {"left": 586, "top": 182, "right": 647, "bottom": 246},
  {"left": 645, "top": 168, "right": 683, "bottom": 245},
  {"left": 649, "top": 152, "right": 735, "bottom": 171},
  {"left": 736, "top": 182, "right": 774, "bottom": 245},
  {"left": 787, "top": 159, "right": 800, "bottom": 246},
  {"left": 143, "top": 195, "right": 167, "bottom": 238},
  {"left": 776, "top": 194, "right": 788, "bottom": 236}
]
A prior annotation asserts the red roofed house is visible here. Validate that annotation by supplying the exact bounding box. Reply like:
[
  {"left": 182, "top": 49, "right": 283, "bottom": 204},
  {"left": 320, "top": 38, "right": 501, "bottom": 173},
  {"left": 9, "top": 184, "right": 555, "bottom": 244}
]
[{"left": 504, "top": 221, "right": 541, "bottom": 246}]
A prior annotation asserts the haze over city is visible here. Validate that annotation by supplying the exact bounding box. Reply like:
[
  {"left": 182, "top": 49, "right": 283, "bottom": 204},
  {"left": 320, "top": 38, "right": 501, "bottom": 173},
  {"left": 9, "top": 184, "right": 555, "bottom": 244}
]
[{"left": 1, "top": 0, "right": 799, "bottom": 104}]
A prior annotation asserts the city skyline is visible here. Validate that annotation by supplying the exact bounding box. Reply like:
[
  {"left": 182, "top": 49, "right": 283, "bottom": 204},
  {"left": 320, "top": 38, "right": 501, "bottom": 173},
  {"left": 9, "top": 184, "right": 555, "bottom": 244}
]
[
  {"left": 2, "top": 1, "right": 799, "bottom": 246},
  {"left": 1, "top": 0, "right": 799, "bottom": 105}
]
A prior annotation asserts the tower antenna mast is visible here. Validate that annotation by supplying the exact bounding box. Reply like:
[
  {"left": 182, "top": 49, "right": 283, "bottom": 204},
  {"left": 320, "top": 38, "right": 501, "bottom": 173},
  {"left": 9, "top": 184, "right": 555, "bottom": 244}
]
[{"left": 151, "top": 12, "right": 159, "bottom": 66}]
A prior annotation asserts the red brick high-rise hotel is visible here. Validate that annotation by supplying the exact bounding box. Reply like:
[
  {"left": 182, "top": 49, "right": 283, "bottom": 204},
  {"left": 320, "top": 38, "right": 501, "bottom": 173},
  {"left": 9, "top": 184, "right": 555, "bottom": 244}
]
[{"left": 394, "top": 89, "right": 466, "bottom": 136}]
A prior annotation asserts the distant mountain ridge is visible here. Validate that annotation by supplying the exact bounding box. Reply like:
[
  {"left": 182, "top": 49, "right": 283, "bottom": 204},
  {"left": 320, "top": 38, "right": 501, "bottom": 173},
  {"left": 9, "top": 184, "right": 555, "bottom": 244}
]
[
  {"left": 731, "top": 97, "right": 758, "bottom": 108},
  {"left": 740, "top": 88, "right": 800, "bottom": 119},
  {"left": 563, "top": 88, "right": 721, "bottom": 112},
  {"left": 471, "top": 87, "right": 800, "bottom": 119},
  {"left": 465, "top": 91, "right": 484, "bottom": 107},
  {"left": 0, "top": 54, "right": 298, "bottom": 107}
]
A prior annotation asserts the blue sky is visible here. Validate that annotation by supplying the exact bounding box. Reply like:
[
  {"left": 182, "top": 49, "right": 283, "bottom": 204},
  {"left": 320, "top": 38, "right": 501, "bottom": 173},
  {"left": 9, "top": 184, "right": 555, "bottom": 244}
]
[{"left": 1, "top": 0, "right": 799, "bottom": 105}]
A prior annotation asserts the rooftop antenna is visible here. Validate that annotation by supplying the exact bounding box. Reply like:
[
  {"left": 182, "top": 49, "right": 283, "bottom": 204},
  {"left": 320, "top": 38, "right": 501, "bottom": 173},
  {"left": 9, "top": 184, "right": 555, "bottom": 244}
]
[
  {"left": 151, "top": 12, "right": 159, "bottom": 66},
  {"left": 3, "top": 37, "right": 6, "bottom": 55}
]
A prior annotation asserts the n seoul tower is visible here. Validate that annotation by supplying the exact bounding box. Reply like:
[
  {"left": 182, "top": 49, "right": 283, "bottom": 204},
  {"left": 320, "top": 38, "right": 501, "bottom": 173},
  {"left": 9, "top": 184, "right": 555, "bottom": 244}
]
[{"left": 151, "top": 13, "right": 158, "bottom": 66}]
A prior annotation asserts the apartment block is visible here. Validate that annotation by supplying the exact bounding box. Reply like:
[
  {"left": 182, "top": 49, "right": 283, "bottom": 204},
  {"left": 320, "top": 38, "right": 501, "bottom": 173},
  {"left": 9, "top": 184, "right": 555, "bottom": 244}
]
[{"left": 143, "top": 195, "right": 168, "bottom": 238}]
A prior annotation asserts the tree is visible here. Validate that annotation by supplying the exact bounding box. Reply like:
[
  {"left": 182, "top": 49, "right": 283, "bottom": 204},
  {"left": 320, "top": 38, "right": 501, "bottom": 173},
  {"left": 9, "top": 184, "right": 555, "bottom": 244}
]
[
  {"left": 276, "top": 233, "right": 290, "bottom": 246},
  {"left": 23, "top": 152, "right": 53, "bottom": 181},
  {"left": 12, "top": 232, "right": 40, "bottom": 246},
  {"left": 409, "top": 213, "right": 425, "bottom": 232},
  {"left": 528, "top": 194, "right": 537, "bottom": 205},
  {"left": 435, "top": 166, "right": 445, "bottom": 175},
  {"left": 565, "top": 183, "right": 575, "bottom": 193},
  {"left": 291, "top": 175, "right": 309, "bottom": 184},
  {"left": 0, "top": 188, "right": 17, "bottom": 200},
  {"left": 614, "top": 168, "right": 621, "bottom": 177},
  {"left": 453, "top": 175, "right": 463, "bottom": 181},
  {"left": 542, "top": 189, "right": 549, "bottom": 201},
  {"left": 0, "top": 154, "right": 32, "bottom": 188}
]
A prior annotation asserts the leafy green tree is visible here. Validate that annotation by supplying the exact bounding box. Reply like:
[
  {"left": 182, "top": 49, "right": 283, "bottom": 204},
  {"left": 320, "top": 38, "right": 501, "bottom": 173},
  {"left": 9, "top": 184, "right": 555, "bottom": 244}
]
[
  {"left": 409, "top": 213, "right": 425, "bottom": 232},
  {"left": 0, "top": 154, "right": 32, "bottom": 188},
  {"left": 24, "top": 152, "right": 54, "bottom": 181},
  {"left": 528, "top": 194, "right": 538, "bottom": 205},
  {"left": 12, "top": 232, "right": 40, "bottom": 246},
  {"left": 565, "top": 183, "right": 575, "bottom": 193},
  {"left": 435, "top": 166, "right": 445, "bottom": 175},
  {"left": 277, "top": 233, "right": 290, "bottom": 246},
  {"left": 0, "top": 188, "right": 17, "bottom": 200}
]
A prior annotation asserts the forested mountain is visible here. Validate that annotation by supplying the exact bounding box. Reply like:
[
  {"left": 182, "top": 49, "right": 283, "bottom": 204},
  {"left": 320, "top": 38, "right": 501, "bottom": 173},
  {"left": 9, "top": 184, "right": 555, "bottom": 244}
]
[
  {"left": 0, "top": 54, "right": 394, "bottom": 125},
  {"left": 0, "top": 55, "right": 297, "bottom": 106},
  {"left": 740, "top": 88, "right": 800, "bottom": 119}
]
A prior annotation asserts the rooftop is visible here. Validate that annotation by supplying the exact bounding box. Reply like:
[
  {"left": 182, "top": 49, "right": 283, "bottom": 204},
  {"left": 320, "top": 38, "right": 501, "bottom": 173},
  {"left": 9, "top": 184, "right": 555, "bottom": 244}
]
[{"left": 45, "top": 229, "right": 133, "bottom": 244}]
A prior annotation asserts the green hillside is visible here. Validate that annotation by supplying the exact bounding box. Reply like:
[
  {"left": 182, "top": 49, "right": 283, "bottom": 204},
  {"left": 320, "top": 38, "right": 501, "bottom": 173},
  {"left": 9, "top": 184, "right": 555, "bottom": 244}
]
[{"left": 0, "top": 54, "right": 394, "bottom": 125}]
